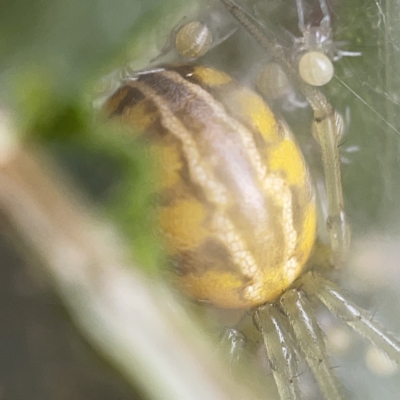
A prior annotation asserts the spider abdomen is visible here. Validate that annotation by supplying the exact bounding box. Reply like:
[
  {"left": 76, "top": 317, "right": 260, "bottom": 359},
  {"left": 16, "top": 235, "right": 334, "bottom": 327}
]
[{"left": 106, "top": 65, "right": 316, "bottom": 308}]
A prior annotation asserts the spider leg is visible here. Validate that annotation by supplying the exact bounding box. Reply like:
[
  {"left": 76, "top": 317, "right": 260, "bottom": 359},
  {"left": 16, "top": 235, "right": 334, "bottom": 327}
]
[
  {"left": 280, "top": 289, "right": 345, "bottom": 400},
  {"left": 220, "top": 328, "right": 246, "bottom": 367},
  {"left": 302, "top": 272, "right": 400, "bottom": 364},
  {"left": 254, "top": 304, "right": 302, "bottom": 400},
  {"left": 309, "top": 92, "right": 350, "bottom": 267},
  {"left": 295, "top": 0, "right": 307, "bottom": 33},
  {"left": 296, "top": 0, "right": 331, "bottom": 33},
  {"left": 318, "top": 0, "right": 331, "bottom": 30},
  {"left": 335, "top": 49, "right": 363, "bottom": 61}
]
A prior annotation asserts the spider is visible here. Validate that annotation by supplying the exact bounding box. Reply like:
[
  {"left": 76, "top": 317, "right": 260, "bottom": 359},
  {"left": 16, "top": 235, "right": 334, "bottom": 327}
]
[
  {"left": 293, "top": 0, "right": 361, "bottom": 86},
  {"left": 104, "top": 0, "right": 400, "bottom": 398}
]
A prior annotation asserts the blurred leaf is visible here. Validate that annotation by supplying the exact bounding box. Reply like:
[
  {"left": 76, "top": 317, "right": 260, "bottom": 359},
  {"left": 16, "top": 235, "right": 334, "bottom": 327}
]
[{"left": 0, "top": 0, "right": 193, "bottom": 129}]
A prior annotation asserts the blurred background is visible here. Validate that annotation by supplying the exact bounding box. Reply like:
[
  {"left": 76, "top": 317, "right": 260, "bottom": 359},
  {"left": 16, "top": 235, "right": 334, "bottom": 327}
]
[{"left": 1, "top": 0, "right": 400, "bottom": 399}]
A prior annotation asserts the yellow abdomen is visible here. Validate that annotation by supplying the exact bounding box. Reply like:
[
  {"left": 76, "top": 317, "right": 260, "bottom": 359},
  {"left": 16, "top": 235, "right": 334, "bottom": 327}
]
[{"left": 106, "top": 65, "right": 316, "bottom": 308}]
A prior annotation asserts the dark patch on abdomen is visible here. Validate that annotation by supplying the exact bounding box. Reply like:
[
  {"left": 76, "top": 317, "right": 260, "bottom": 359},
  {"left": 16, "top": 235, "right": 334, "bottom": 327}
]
[
  {"left": 108, "top": 85, "right": 145, "bottom": 117},
  {"left": 169, "top": 237, "right": 239, "bottom": 277}
]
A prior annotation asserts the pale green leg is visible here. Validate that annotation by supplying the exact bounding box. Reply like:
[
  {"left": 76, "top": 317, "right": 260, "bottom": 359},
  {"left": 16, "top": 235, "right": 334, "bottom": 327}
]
[
  {"left": 302, "top": 272, "right": 400, "bottom": 364},
  {"left": 280, "top": 289, "right": 345, "bottom": 400},
  {"left": 254, "top": 304, "right": 303, "bottom": 400}
]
